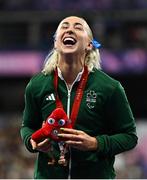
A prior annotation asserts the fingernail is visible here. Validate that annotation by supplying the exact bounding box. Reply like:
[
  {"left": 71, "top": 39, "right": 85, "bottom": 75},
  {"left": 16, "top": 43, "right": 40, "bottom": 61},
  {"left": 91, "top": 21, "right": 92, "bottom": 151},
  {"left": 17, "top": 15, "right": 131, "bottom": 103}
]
[
  {"left": 60, "top": 128, "right": 64, "bottom": 131},
  {"left": 57, "top": 134, "right": 62, "bottom": 137}
]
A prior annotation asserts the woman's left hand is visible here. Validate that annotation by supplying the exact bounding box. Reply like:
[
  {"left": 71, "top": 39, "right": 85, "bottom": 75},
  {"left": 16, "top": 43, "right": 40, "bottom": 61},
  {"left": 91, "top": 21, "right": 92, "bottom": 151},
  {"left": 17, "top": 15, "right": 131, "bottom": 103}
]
[{"left": 58, "top": 128, "right": 98, "bottom": 151}]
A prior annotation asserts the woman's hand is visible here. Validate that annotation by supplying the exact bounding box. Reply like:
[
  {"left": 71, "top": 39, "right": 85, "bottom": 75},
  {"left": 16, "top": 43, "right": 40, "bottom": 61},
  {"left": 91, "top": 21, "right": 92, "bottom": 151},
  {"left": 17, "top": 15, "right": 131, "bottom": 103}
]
[
  {"left": 58, "top": 128, "right": 98, "bottom": 151},
  {"left": 30, "top": 138, "right": 51, "bottom": 153}
]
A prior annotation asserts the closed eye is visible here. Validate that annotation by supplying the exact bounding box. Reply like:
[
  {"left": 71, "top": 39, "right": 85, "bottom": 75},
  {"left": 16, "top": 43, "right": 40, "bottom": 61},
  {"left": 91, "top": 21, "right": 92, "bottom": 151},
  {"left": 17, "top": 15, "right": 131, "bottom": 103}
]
[
  {"left": 74, "top": 23, "right": 83, "bottom": 31},
  {"left": 61, "top": 25, "right": 68, "bottom": 29},
  {"left": 60, "top": 22, "right": 69, "bottom": 29},
  {"left": 75, "top": 25, "right": 83, "bottom": 31}
]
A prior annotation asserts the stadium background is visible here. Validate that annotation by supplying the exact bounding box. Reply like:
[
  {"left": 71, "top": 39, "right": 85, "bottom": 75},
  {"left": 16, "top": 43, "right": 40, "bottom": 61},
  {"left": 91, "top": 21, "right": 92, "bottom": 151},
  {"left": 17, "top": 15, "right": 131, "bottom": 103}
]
[{"left": 0, "top": 0, "right": 147, "bottom": 178}]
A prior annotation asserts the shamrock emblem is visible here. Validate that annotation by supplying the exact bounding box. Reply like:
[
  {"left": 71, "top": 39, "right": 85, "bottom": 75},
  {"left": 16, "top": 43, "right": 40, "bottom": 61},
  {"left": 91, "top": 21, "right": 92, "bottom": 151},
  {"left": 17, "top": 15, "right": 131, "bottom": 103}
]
[{"left": 86, "top": 90, "right": 97, "bottom": 109}]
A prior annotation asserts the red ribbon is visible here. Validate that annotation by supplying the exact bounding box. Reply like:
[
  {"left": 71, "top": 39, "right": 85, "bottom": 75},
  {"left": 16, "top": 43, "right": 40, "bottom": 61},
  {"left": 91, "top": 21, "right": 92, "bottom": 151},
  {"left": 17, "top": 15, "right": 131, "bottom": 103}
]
[{"left": 54, "top": 66, "right": 88, "bottom": 127}]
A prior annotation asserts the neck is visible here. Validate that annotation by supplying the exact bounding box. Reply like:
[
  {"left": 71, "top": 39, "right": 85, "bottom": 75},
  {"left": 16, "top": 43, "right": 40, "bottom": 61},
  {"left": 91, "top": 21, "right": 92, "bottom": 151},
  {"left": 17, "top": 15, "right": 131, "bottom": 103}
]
[{"left": 58, "top": 54, "right": 85, "bottom": 84}]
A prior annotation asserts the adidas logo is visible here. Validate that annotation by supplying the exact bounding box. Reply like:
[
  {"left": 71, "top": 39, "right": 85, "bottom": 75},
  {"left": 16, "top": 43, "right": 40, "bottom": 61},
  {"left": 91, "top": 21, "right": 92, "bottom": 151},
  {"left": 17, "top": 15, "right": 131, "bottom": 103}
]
[{"left": 46, "top": 93, "right": 55, "bottom": 101}]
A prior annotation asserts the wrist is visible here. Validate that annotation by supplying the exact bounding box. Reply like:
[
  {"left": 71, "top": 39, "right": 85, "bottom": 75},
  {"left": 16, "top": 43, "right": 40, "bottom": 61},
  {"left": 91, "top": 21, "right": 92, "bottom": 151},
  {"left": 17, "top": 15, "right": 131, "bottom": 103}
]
[{"left": 91, "top": 137, "right": 98, "bottom": 151}]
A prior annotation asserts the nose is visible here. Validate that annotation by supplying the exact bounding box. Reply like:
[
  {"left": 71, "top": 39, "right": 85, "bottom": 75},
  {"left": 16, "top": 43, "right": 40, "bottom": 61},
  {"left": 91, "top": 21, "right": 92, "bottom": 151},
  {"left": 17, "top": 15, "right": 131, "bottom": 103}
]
[
  {"left": 66, "top": 30, "right": 74, "bottom": 35},
  {"left": 65, "top": 24, "right": 75, "bottom": 34}
]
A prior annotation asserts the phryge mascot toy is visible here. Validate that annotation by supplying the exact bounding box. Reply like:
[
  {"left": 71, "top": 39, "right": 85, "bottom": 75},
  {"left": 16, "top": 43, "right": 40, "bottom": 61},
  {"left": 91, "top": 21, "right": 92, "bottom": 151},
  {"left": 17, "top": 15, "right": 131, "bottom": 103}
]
[{"left": 31, "top": 108, "right": 72, "bottom": 166}]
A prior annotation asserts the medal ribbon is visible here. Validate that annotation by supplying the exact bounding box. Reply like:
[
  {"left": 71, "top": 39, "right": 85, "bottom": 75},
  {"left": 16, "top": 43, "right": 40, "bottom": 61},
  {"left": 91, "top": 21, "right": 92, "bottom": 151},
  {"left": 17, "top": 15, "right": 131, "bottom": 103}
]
[{"left": 54, "top": 66, "right": 88, "bottom": 127}]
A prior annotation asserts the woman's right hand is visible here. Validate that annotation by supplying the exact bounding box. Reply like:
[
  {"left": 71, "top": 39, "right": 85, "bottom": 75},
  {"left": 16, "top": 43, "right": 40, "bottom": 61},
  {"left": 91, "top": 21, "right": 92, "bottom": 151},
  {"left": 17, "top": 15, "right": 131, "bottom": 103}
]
[{"left": 30, "top": 138, "right": 51, "bottom": 153}]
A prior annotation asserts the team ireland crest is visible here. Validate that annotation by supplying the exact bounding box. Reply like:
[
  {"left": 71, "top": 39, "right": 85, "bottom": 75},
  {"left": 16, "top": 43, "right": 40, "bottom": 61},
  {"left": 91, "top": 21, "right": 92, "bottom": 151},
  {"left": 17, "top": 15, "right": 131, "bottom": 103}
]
[{"left": 86, "top": 90, "right": 97, "bottom": 109}]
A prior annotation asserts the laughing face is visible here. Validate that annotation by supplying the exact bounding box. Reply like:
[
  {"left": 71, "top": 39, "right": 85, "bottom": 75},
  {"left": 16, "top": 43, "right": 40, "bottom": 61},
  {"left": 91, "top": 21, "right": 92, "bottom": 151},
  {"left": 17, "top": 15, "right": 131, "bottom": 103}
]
[{"left": 54, "top": 16, "right": 93, "bottom": 55}]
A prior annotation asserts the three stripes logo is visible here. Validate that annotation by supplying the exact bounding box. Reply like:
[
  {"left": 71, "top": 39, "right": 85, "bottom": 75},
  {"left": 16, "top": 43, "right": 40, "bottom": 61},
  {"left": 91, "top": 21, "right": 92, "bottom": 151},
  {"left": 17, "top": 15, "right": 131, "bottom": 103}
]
[{"left": 46, "top": 93, "right": 55, "bottom": 101}]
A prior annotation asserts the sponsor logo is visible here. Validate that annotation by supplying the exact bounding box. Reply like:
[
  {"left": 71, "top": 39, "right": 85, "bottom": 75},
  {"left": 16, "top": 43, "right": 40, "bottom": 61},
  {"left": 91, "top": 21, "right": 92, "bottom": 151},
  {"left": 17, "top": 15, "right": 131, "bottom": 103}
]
[{"left": 46, "top": 93, "right": 55, "bottom": 101}]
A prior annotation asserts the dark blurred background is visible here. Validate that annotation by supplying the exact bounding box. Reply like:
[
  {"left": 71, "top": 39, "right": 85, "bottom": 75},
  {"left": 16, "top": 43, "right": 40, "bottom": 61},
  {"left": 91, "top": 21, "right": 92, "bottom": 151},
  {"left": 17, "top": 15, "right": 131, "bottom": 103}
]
[{"left": 0, "top": 0, "right": 147, "bottom": 178}]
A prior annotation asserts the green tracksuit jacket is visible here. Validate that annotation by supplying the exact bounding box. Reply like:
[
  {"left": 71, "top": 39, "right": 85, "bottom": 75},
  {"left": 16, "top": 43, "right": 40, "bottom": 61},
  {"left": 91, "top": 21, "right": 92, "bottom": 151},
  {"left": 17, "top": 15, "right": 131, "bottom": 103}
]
[{"left": 20, "top": 68, "right": 138, "bottom": 179}]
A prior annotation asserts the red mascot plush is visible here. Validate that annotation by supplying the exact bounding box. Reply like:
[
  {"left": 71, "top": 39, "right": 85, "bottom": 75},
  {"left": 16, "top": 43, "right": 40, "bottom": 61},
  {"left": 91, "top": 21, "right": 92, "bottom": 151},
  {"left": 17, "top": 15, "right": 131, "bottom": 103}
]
[
  {"left": 32, "top": 108, "right": 72, "bottom": 142},
  {"left": 31, "top": 108, "right": 72, "bottom": 166}
]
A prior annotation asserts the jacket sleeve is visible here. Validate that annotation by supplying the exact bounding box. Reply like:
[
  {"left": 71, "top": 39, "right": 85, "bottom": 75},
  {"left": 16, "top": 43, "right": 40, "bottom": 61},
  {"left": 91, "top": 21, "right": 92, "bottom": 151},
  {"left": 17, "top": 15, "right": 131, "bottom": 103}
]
[
  {"left": 20, "top": 80, "right": 42, "bottom": 153},
  {"left": 96, "top": 82, "right": 138, "bottom": 156}
]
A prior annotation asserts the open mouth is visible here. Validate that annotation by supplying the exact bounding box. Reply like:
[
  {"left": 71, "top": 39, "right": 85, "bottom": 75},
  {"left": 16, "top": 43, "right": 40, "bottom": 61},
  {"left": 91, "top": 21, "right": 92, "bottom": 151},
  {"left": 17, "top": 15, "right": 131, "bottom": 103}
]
[{"left": 63, "top": 37, "right": 77, "bottom": 46}]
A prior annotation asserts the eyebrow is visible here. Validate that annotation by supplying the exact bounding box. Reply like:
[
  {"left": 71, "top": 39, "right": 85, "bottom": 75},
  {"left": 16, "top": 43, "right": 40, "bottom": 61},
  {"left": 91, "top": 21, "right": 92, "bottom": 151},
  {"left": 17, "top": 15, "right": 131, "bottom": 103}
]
[
  {"left": 61, "top": 22, "right": 69, "bottom": 26},
  {"left": 61, "top": 22, "right": 83, "bottom": 27},
  {"left": 74, "top": 22, "right": 83, "bottom": 27}
]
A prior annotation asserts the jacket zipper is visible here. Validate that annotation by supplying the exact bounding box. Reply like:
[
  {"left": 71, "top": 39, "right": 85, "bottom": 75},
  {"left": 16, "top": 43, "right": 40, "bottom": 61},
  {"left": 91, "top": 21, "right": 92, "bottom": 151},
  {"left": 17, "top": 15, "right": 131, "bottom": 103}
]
[
  {"left": 63, "top": 76, "right": 81, "bottom": 178},
  {"left": 66, "top": 85, "right": 72, "bottom": 179},
  {"left": 67, "top": 88, "right": 71, "bottom": 118}
]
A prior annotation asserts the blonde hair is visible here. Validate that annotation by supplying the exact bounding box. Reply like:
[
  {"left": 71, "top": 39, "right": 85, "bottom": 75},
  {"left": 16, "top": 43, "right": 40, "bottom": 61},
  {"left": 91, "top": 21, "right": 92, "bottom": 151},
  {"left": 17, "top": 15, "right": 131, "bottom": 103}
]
[{"left": 42, "top": 16, "right": 101, "bottom": 75}]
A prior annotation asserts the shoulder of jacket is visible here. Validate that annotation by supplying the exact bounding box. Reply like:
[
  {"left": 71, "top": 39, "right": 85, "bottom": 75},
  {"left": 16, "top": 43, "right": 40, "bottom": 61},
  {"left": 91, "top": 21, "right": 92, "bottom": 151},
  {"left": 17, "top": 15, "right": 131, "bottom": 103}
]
[
  {"left": 30, "top": 72, "right": 53, "bottom": 83},
  {"left": 26, "top": 72, "right": 53, "bottom": 91},
  {"left": 93, "top": 69, "right": 119, "bottom": 84}
]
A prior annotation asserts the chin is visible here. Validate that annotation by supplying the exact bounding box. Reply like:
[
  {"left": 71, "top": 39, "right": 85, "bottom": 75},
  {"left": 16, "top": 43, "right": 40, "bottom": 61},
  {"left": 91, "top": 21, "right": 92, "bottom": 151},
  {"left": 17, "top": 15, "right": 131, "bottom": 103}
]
[
  {"left": 61, "top": 46, "right": 80, "bottom": 54},
  {"left": 61, "top": 49, "right": 78, "bottom": 55}
]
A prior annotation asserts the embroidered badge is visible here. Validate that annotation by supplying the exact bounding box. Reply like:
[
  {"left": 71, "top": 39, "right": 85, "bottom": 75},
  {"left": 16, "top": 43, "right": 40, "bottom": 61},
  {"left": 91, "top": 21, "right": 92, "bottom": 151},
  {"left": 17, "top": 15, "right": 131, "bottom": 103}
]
[{"left": 86, "top": 90, "right": 97, "bottom": 109}]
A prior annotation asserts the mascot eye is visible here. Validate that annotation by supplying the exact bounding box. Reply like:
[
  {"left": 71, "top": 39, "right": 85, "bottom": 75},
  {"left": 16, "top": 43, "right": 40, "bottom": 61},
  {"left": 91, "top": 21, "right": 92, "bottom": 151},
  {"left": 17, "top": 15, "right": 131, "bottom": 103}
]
[
  {"left": 58, "top": 119, "right": 65, "bottom": 126},
  {"left": 47, "top": 118, "right": 55, "bottom": 124}
]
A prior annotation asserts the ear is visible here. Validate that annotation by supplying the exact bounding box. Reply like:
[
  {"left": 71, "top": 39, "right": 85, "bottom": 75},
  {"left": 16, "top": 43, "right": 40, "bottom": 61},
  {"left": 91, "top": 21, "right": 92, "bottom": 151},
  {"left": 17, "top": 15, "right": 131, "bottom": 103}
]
[
  {"left": 53, "top": 33, "right": 56, "bottom": 41},
  {"left": 53, "top": 33, "right": 57, "bottom": 48},
  {"left": 54, "top": 36, "right": 58, "bottom": 49},
  {"left": 54, "top": 40, "right": 57, "bottom": 49},
  {"left": 86, "top": 42, "right": 93, "bottom": 51}
]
